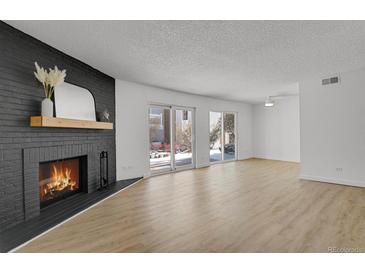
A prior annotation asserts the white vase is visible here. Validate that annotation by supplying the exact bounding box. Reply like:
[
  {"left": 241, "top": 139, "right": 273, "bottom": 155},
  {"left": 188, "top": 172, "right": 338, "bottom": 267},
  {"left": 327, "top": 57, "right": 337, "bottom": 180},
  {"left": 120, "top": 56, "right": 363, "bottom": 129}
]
[{"left": 41, "top": 98, "right": 53, "bottom": 117}]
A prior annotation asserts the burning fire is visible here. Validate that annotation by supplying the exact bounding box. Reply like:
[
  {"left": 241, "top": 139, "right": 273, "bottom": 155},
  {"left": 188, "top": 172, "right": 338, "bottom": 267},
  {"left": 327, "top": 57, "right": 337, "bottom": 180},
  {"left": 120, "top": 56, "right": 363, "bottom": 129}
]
[{"left": 40, "top": 163, "right": 78, "bottom": 199}]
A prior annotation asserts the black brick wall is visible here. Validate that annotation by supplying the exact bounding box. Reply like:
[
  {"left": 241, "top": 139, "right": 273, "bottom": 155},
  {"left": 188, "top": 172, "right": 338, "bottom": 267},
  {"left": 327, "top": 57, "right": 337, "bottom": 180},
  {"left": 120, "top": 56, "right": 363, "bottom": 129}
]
[{"left": 0, "top": 22, "right": 116, "bottom": 232}]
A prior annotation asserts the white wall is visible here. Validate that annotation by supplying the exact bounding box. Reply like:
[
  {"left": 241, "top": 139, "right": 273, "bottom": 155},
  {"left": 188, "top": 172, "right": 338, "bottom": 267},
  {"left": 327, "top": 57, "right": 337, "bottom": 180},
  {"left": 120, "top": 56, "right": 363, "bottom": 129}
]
[
  {"left": 253, "top": 97, "right": 300, "bottom": 162},
  {"left": 116, "top": 80, "right": 253, "bottom": 180},
  {"left": 300, "top": 67, "right": 365, "bottom": 187}
]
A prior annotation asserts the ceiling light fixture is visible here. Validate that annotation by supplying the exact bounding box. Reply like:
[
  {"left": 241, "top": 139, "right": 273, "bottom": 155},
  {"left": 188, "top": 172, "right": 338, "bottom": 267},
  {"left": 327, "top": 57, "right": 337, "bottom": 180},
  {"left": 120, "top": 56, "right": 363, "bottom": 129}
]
[
  {"left": 264, "top": 97, "right": 274, "bottom": 107},
  {"left": 264, "top": 93, "right": 299, "bottom": 107}
]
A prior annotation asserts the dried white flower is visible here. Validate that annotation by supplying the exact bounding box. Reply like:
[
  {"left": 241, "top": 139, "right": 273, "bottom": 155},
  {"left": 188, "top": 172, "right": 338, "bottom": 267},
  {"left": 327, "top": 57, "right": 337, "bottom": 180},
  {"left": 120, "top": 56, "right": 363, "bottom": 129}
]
[
  {"left": 34, "top": 62, "right": 47, "bottom": 86},
  {"left": 33, "top": 62, "right": 67, "bottom": 98},
  {"left": 47, "top": 66, "right": 67, "bottom": 87}
]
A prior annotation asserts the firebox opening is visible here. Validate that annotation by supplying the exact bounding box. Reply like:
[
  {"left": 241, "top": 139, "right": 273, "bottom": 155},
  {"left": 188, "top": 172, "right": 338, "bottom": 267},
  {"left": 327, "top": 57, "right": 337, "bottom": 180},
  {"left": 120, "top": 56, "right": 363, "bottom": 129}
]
[{"left": 39, "top": 156, "right": 87, "bottom": 208}]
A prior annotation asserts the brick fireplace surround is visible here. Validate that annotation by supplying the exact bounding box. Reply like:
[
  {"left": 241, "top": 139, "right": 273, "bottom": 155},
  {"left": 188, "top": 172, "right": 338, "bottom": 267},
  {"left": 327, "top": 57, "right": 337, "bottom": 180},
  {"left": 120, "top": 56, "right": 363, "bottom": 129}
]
[
  {"left": 23, "top": 144, "right": 97, "bottom": 220},
  {"left": 0, "top": 21, "right": 117, "bottom": 233}
]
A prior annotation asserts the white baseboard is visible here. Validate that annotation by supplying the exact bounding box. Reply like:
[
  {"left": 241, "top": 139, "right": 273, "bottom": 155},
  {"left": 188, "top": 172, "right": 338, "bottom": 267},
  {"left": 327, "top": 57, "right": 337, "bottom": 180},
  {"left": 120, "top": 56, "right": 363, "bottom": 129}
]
[
  {"left": 196, "top": 163, "right": 210, "bottom": 168},
  {"left": 238, "top": 156, "right": 254, "bottom": 161},
  {"left": 300, "top": 174, "right": 365, "bottom": 188},
  {"left": 253, "top": 156, "right": 300, "bottom": 163}
]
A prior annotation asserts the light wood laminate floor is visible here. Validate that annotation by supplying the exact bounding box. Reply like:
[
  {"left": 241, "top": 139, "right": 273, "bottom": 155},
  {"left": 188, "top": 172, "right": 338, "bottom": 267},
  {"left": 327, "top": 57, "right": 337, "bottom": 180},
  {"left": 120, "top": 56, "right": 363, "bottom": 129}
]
[{"left": 17, "top": 159, "right": 365, "bottom": 252}]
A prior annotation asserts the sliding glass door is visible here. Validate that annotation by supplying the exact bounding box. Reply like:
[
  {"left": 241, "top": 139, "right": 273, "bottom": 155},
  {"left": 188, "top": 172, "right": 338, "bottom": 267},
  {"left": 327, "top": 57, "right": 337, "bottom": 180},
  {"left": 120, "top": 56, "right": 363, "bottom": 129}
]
[
  {"left": 209, "top": 111, "right": 236, "bottom": 163},
  {"left": 223, "top": 112, "right": 236, "bottom": 161},
  {"left": 149, "top": 105, "right": 195, "bottom": 174},
  {"left": 149, "top": 106, "right": 172, "bottom": 172},
  {"left": 174, "top": 108, "right": 194, "bottom": 169}
]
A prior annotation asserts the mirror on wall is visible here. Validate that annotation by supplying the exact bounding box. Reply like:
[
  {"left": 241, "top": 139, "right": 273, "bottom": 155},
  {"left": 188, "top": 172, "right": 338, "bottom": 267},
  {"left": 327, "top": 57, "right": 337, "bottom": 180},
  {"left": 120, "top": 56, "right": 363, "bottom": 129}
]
[{"left": 54, "top": 82, "right": 96, "bottom": 121}]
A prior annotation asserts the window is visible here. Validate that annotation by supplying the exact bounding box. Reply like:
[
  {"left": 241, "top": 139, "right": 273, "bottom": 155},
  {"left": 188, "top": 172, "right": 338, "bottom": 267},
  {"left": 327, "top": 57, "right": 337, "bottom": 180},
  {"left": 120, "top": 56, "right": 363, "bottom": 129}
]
[{"left": 209, "top": 111, "right": 236, "bottom": 162}]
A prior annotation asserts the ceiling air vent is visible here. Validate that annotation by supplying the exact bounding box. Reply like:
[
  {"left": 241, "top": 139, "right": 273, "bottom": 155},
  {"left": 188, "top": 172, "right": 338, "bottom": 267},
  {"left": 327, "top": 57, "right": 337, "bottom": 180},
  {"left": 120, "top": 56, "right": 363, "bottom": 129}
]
[{"left": 322, "top": 75, "right": 340, "bottom": 85}]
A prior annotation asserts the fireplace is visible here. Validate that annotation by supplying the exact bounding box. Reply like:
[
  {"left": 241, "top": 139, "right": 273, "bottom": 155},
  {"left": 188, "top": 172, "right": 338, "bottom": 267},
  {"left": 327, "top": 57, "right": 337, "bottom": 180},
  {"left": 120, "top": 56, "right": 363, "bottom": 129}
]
[{"left": 39, "top": 156, "right": 87, "bottom": 208}]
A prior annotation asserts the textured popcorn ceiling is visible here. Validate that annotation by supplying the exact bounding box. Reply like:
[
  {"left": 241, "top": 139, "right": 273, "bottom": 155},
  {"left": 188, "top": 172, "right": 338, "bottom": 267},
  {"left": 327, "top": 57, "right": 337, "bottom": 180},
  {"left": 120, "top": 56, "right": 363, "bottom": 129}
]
[{"left": 6, "top": 21, "right": 365, "bottom": 103}]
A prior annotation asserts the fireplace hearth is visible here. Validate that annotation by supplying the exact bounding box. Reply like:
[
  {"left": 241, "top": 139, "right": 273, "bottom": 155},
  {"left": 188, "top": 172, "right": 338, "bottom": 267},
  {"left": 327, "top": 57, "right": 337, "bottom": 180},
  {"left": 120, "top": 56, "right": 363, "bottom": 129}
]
[{"left": 39, "top": 156, "right": 87, "bottom": 208}]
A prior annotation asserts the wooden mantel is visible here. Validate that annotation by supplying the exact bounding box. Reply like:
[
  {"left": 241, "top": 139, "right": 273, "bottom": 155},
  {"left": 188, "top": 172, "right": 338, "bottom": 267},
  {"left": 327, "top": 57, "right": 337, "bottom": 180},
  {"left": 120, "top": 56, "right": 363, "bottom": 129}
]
[{"left": 30, "top": 116, "right": 113, "bottom": 130}]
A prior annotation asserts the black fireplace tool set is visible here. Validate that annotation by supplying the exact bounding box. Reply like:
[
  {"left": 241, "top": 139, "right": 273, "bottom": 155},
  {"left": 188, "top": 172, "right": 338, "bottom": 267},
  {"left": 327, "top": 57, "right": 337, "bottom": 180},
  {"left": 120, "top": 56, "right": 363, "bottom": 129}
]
[{"left": 99, "top": 151, "right": 109, "bottom": 190}]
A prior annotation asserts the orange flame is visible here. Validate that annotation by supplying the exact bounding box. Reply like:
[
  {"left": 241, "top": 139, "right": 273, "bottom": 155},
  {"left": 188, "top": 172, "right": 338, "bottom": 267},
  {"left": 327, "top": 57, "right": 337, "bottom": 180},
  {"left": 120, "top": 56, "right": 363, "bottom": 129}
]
[{"left": 40, "top": 163, "right": 79, "bottom": 201}]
